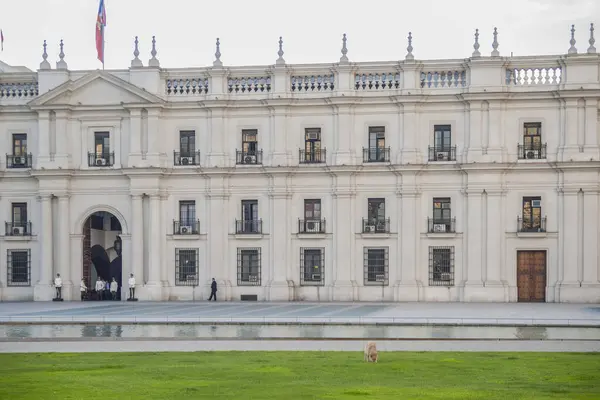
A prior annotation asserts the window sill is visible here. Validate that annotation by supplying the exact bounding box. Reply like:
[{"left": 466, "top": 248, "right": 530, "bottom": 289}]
[
  {"left": 357, "top": 232, "right": 396, "bottom": 239},
  {"left": 516, "top": 231, "right": 548, "bottom": 238},
  {"left": 427, "top": 160, "right": 457, "bottom": 164},
  {"left": 517, "top": 158, "right": 547, "bottom": 163},
  {"left": 423, "top": 232, "right": 460, "bottom": 239},
  {"left": 1, "top": 235, "right": 37, "bottom": 242},
  {"left": 167, "top": 234, "right": 207, "bottom": 240},
  {"left": 231, "top": 233, "right": 265, "bottom": 240},
  {"left": 295, "top": 233, "right": 329, "bottom": 240}
]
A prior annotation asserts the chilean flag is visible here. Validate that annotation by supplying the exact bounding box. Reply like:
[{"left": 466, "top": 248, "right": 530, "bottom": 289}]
[{"left": 95, "top": 0, "right": 106, "bottom": 64}]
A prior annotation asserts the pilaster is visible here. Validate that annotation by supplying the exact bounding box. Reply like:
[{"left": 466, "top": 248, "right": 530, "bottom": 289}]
[
  {"left": 207, "top": 107, "right": 227, "bottom": 167},
  {"left": 395, "top": 189, "right": 421, "bottom": 301},
  {"left": 69, "top": 234, "right": 84, "bottom": 300},
  {"left": 34, "top": 195, "right": 54, "bottom": 301},
  {"left": 128, "top": 109, "right": 144, "bottom": 166},
  {"left": 144, "top": 194, "right": 163, "bottom": 300},
  {"left": 561, "top": 98, "right": 587, "bottom": 161},
  {"left": 400, "top": 102, "right": 420, "bottom": 164},
  {"left": 51, "top": 110, "right": 72, "bottom": 168},
  {"left": 130, "top": 194, "right": 144, "bottom": 285},
  {"left": 561, "top": 189, "right": 580, "bottom": 285},
  {"left": 463, "top": 189, "right": 486, "bottom": 301},
  {"left": 332, "top": 181, "right": 356, "bottom": 301},
  {"left": 466, "top": 101, "right": 483, "bottom": 161},
  {"left": 36, "top": 111, "right": 51, "bottom": 167},
  {"left": 143, "top": 108, "right": 166, "bottom": 167},
  {"left": 268, "top": 178, "right": 292, "bottom": 300},
  {"left": 269, "top": 107, "right": 290, "bottom": 166},
  {"left": 57, "top": 195, "right": 72, "bottom": 299},
  {"left": 332, "top": 104, "right": 356, "bottom": 165}
]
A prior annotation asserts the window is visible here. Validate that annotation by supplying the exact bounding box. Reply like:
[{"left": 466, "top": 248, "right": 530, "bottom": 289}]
[
  {"left": 179, "top": 131, "right": 196, "bottom": 156},
  {"left": 300, "top": 248, "right": 325, "bottom": 285},
  {"left": 238, "top": 200, "right": 260, "bottom": 233},
  {"left": 242, "top": 130, "right": 258, "bottom": 155},
  {"left": 364, "top": 198, "right": 388, "bottom": 233},
  {"left": 363, "top": 247, "right": 389, "bottom": 285},
  {"left": 179, "top": 201, "right": 196, "bottom": 225},
  {"left": 434, "top": 125, "right": 451, "bottom": 150},
  {"left": 94, "top": 132, "right": 110, "bottom": 156},
  {"left": 9, "top": 203, "right": 28, "bottom": 235},
  {"left": 12, "top": 134, "right": 27, "bottom": 156},
  {"left": 523, "top": 123, "right": 541, "bottom": 149},
  {"left": 237, "top": 248, "right": 261, "bottom": 286},
  {"left": 302, "top": 128, "right": 323, "bottom": 163},
  {"left": 429, "top": 246, "right": 454, "bottom": 286},
  {"left": 7, "top": 249, "right": 31, "bottom": 286},
  {"left": 432, "top": 198, "right": 451, "bottom": 222},
  {"left": 300, "top": 199, "right": 324, "bottom": 233},
  {"left": 175, "top": 248, "right": 199, "bottom": 286},
  {"left": 364, "top": 126, "right": 387, "bottom": 162},
  {"left": 521, "top": 197, "right": 543, "bottom": 232}
]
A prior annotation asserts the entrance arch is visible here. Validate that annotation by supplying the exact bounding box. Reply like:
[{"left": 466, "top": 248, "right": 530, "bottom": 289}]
[{"left": 80, "top": 208, "right": 127, "bottom": 301}]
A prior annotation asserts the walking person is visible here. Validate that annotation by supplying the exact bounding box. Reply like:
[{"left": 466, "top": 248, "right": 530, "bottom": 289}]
[
  {"left": 110, "top": 277, "right": 118, "bottom": 300},
  {"left": 54, "top": 273, "right": 62, "bottom": 299},
  {"left": 80, "top": 278, "right": 87, "bottom": 301},
  {"left": 208, "top": 278, "right": 217, "bottom": 301},
  {"left": 128, "top": 273, "right": 136, "bottom": 300}
]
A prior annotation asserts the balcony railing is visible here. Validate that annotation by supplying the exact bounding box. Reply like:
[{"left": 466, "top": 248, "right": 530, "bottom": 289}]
[
  {"left": 5, "top": 222, "right": 32, "bottom": 236},
  {"left": 173, "top": 220, "right": 200, "bottom": 235},
  {"left": 518, "top": 144, "right": 547, "bottom": 160},
  {"left": 174, "top": 151, "right": 200, "bottom": 166},
  {"left": 362, "top": 218, "right": 391, "bottom": 234},
  {"left": 428, "top": 146, "right": 457, "bottom": 162},
  {"left": 6, "top": 153, "right": 33, "bottom": 169},
  {"left": 517, "top": 216, "right": 547, "bottom": 233},
  {"left": 427, "top": 217, "right": 456, "bottom": 234},
  {"left": 362, "top": 147, "right": 391, "bottom": 163},
  {"left": 236, "top": 150, "right": 263, "bottom": 165},
  {"left": 235, "top": 219, "right": 263, "bottom": 234},
  {"left": 298, "top": 219, "right": 326, "bottom": 234},
  {"left": 88, "top": 152, "right": 115, "bottom": 167},
  {"left": 299, "top": 148, "right": 326, "bottom": 164}
]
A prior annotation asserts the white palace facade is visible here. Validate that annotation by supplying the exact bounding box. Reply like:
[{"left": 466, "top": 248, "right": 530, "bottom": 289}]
[{"left": 1, "top": 26, "right": 600, "bottom": 303}]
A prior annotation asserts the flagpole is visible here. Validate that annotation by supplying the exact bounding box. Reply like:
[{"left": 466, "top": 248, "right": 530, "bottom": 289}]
[{"left": 102, "top": 0, "right": 106, "bottom": 70}]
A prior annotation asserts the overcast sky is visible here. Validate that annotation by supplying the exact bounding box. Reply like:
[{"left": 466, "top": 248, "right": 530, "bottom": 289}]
[{"left": 0, "top": 0, "right": 597, "bottom": 71}]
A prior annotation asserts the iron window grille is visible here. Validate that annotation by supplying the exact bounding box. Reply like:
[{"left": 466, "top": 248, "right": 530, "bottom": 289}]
[
  {"left": 299, "top": 148, "right": 326, "bottom": 164},
  {"left": 237, "top": 248, "right": 261, "bottom": 286},
  {"left": 428, "top": 146, "right": 457, "bottom": 162},
  {"left": 518, "top": 216, "right": 547, "bottom": 233},
  {"left": 5, "top": 221, "right": 32, "bottom": 236},
  {"left": 174, "top": 150, "right": 201, "bottom": 166},
  {"left": 363, "top": 247, "right": 389, "bottom": 286},
  {"left": 7, "top": 249, "right": 31, "bottom": 287},
  {"left": 362, "top": 218, "right": 390, "bottom": 233},
  {"left": 362, "top": 147, "right": 390, "bottom": 163},
  {"left": 300, "top": 248, "right": 325, "bottom": 286},
  {"left": 87, "top": 151, "right": 115, "bottom": 167},
  {"left": 429, "top": 246, "right": 455, "bottom": 286},
  {"left": 173, "top": 220, "right": 200, "bottom": 235},
  {"left": 298, "top": 219, "right": 326, "bottom": 234},
  {"left": 6, "top": 153, "right": 33, "bottom": 168},
  {"left": 175, "top": 248, "right": 199, "bottom": 286},
  {"left": 427, "top": 217, "right": 456, "bottom": 234},
  {"left": 235, "top": 219, "right": 263, "bottom": 234},
  {"left": 518, "top": 143, "right": 547, "bottom": 159}
]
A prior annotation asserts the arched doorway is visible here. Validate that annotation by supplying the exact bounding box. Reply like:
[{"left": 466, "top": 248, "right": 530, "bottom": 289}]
[{"left": 82, "top": 211, "right": 123, "bottom": 300}]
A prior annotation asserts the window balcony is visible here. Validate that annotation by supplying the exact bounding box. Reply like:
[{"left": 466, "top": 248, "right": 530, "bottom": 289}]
[
  {"left": 235, "top": 219, "right": 263, "bottom": 234},
  {"left": 517, "top": 216, "right": 547, "bottom": 233},
  {"left": 518, "top": 144, "right": 547, "bottom": 160},
  {"left": 236, "top": 150, "right": 263, "bottom": 165},
  {"left": 5, "top": 221, "right": 32, "bottom": 236},
  {"left": 428, "top": 146, "right": 457, "bottom": 162},
  {"left": 427, "top": 217, "right": 456, "bottom": 234},
  {"left": 298, "top": 219, "right": 326, "bottom": 234},
  {"left": 6, "top": 154, "right": 33, "bottom": 169},
  {"left": 362, "top": 147, "right": 390, "bottom": 163},
  {"left": 173, "top": 220, "right": 200, "bottom": 235},
  {"left": 88, "top": 152, "right": 115, "bottom": 167},
  {"left": 362, "top": 218, "right": 390, "bottom": 234},
  {"left": 173, "top": 151, "right": 200, "bottom": 166},
  {"left": 299, "top": 149, "right": 326, "bottom": 164}
]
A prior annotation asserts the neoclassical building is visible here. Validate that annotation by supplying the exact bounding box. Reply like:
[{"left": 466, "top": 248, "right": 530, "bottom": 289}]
[{"left": 1, "top": 26, "right": 599, "bottom": 303}]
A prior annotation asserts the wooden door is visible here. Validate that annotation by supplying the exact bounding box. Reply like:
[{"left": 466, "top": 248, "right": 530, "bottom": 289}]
[{"left": 517, "top": 251, "right": 547, "bottom": 302}]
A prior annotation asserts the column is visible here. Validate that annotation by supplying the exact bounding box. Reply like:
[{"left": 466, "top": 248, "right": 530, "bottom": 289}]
[
  {"left": 465, "top": 190, "right": 484, "bottom": 290},
  {"left": 333, "top": 190, "right": 354, "bottom": 301},
  {"left": 561, "top": 191, "right": 579, "bottom": 284},
  {"left": 119, "top": 234, "right": 132, "bottom": 301},
  {"left": 583, "top": 190, "right": 599, "bottom": 285},
  {"left": 584, "top": 99, "right": 599, "bottom": 152},
  {"left": 207, "top": 194, "right": 228, "bottom": 290},
  {"left": 34, "top": 195, "right": 53, "bottom": 300},
  {"left": 334, "top": 105, "right": 354, "bottom": 165},
  {"left": 486, "top": 191, "right": 504, "bottom": 286},
  {"left": 270, "top": 107, "right": 289, "bottom": 166},
  {"left": 160, "top": 194, "right": 168, "bottom": 285},
  {"left": 57, "top": 195, "right": 71, "bottom": 299},
  {"left": 37, "top": 111, "right": 51, "bottom": 165},
  {"left": 54, "top": 111, "right": 70, "bottom": 167},
  {"left": 398, "top": 192, "right": 419, "bottom": 299},
  {"left": 69, "top": 234, "right": 84, "bottom": 300},
  {"left": 401, "top": 103, "right": 419, "bottom": 163},
  {"left": 270, "top": 194, "right": 289, "bottom": 284},
  {"left": 562, "top": 99, "right": 582, "bottom": 160},
  {"left": 128, "top": 109, "right": 142, "bottom": 166},
  {"left": 467, "top": 102, "right": 482, "bottom": 160},
  {"left": 145, "top": 194, "right": 162, "bottom": 299},
  {"left": 208, "top": 108, "right": 226, "bottom": 167},
  {"left": 130, "top": 195, "right": 144, "bottom": 282},
  {"left": 145, "top": 109, "right": 164, "bottom": 167},
  {"left": 486, "top": 102, "right": 504, "bottom": 161}
]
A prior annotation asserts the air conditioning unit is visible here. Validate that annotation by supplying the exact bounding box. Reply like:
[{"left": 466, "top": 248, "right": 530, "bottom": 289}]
[
  {"left": 306, "top": 221, "right": 315, "bottom": 231},
  {"left": 433, "top": 224, "right": 447, "bottom": 233},
  {"left": 306, "top": 132, "right": 320, "bottom": 140},
  {"left": 95, "top": 158, "right": 107, "bottom": 166},
  {"left": 526, "top": 150, "right": 539, "bottom": 159},
  {"left": 13, "top": 156, "right": 24, "bottom": 165},
  {"left": 12, "top": 226, "right": 24, "bottom": 235},
  {"left": 311, "top": 273, "right": 321, "bottom": 281},
  {"left": 531, "top": 200, "right": 541, "bottom": 208},
  {"left": 441, "top": 272, "right": 451, "bottom": 281},
  {"left": 437, "top": 152, "right": 448, "bottom": 161},
  {"left": 375, "top": 274, "right": 385, "bottom": 282},
  {"left": 181, "top": 157, "right": 193, "bottom": 165},
  {"left": 244, "top": 155, "right": 257, "bottom": 164},
  {"left": 249, "top": 275, "right": 258, "bottom": 282},
  {"left": 180, "top": 225, "right": 193, "bottom": 234},
  {"left": 366, "top": 225, "right": 376, "bottom": 233}
]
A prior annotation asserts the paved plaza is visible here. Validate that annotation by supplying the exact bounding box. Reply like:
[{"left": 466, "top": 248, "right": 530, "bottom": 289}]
[{"left": 0, "top": 301, "right": 599, "bottom": 326}]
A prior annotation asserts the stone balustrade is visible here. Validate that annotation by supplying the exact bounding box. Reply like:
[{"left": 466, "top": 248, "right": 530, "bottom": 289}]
[{"left": 0, "top": 77, "right": 39, "bottom": 102}]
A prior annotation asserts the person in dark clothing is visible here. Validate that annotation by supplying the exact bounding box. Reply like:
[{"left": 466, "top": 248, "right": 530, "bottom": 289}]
[{"left": 208, "top": 278, "right": 217, "bottom": 301}]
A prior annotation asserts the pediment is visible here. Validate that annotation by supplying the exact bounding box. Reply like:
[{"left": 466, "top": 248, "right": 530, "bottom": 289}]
[{"left": 29, "top": 71, "right": 164, "bottom": 107}]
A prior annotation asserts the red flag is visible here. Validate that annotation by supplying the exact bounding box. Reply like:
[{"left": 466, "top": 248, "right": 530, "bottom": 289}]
[
  {"left": 1, "top": 30, "right": 4, "bottom": 52},
  {"left": 95, "top": 0, "right": 106, "bottom": 64}
]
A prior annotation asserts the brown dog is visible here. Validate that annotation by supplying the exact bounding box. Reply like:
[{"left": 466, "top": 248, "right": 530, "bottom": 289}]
[{"left": 363, "top": 341, "right": 378, "bottom": 363}]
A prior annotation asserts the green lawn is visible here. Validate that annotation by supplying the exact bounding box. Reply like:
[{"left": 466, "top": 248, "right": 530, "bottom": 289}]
[{"left": 1, "top": 352, "right": 599, "bottom": 399}]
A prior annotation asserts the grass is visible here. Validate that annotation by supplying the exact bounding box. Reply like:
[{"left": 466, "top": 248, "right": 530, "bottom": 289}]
[{"left": 0, "top": 352, "right": 599, "bottom": 399}]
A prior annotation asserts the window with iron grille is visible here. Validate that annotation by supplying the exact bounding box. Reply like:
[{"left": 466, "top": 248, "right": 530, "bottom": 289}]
[
  {"left": 300, "top": 248, "right": 325, "bottom": 286},
  {"left": 429, "top": 246, "right": 454, "bottom": 286},
  {"left": 175, "top": 248, "right": 199, "bottom": 286},
  {"left": 7, "top": 249, "right": 31, "bottom": 286},
  {"left": 237, "top": 248, "right": 261, "bottom": 286},
  {"left": 363, "top": 247, "right": 389, "bottom": 286}
]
